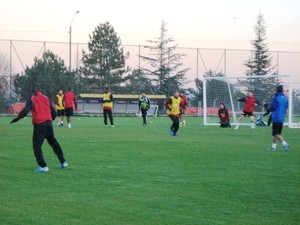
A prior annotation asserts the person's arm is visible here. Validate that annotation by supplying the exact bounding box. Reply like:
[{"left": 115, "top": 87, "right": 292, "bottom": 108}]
[
  {"left": 164, "top": 98, "right": 172, "bottom": 110},
  {"left": 109, "top": 93, "right": 113, "bottom": 102},
  {"left": 270, "top": 98, "right": 276, "bottom": 112},
  {"left": 237, "top": 97, "right": 245, "bottom": 102},
  {"left": 218, "top": 109, "right": 222, "bottom": 119},
  {"left": 50, "top": 100, "right": 57, "bottom": 120},
  {"left": 55, "top": 96, "right": 59, "bottom": 105},
  {"left": 10, "top": 98, "right": 33, "bottom": 123},
  {"left": 138, "top": 98, "right": 142, "bottom": 110},
  {"left": 147, "top": 97, "right": 151, "bottom": 110},
  {"left": 73, "top": 94, "right": 78, "bottom": 110}
]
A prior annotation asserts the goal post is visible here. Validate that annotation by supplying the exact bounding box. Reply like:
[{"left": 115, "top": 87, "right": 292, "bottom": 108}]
[
  {"left": 135, "top": 105, "right": 159, "bottom": 117},
  {"left": 203, "top": 74, "right": 298, "bottom": 128}
]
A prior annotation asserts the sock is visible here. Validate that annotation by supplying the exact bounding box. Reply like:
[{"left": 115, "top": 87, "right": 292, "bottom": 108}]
[
  {"left": 282, "top": 141, "right": 287, "bottom": 146},
  {"left": 272, "top": 143, "right": 277, "bottom": 149}
]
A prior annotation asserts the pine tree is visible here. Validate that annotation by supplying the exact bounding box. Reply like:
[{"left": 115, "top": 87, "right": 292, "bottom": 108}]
[
  {"left": 244, "top": 13, "right": 275, "bottom": 76},
  {"left": 244, "top": 13, "right": 279, "bottom": 103},
  {"left": 81, "top": 22, "right": 128, "bottom": 92},
  {"left": 139, "top": 21, "right": 189, "bottom": 96}
]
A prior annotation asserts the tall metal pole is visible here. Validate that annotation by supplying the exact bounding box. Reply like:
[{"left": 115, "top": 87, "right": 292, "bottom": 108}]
[{"left": 69, "top": 10, "right": 80, "bottom": 73}]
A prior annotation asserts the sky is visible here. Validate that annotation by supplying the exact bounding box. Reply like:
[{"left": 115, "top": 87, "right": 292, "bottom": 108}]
[
  {"left": 1, "top": 0, "right": 300, "bottom": 51},
  {"left": 1, "top": 0, "right": 300, "bottom": 89}
]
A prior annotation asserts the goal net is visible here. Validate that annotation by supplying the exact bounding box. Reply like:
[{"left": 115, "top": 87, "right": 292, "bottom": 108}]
[
  {"left": 203, "top": 74, "right": 300, "bottom": 128},
  {"left": 136, "top": 105, "right": 159, "bottom": 117}
]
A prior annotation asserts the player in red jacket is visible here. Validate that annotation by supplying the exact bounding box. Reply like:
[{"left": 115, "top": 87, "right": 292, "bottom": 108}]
[
  {"left": 179, "top": 91, "right": 188, "bottom": 126},
  {"left": 10, "top": 84, "right": 68, "bottom": 172},
  {"left": 63, "top": 87, "right": 77, "bottom": 128},
  {"left": 235, "top": 91, "right": 258, "bottom": 129}
]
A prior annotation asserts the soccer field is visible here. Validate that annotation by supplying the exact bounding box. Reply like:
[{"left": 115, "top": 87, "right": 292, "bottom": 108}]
[{"left": 1, "top": 116, "right": 299, "bottom": 225}]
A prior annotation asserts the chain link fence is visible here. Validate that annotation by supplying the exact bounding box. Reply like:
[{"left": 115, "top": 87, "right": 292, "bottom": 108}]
[{"left": 1, "top": 39, "right": 300, "bottom": 112}]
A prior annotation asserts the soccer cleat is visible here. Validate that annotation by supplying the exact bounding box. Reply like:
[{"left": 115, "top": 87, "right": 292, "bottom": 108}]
[
  {"left": 111, "top": 125, "right": 114, "bottom": 128},
  {"left": 35, "top": 166, "right": 49, "bottom": 172},
  {"left": 282, "top": 144, "right": 289, "bottom": 151},
  {"left": 267, "top": 147, "right": 276, "bottom": 152},
  {"left": 234, "top": 126, "right": 239, "bottom": 130},
  {"left": 169, "top": 130, "right": 176, "bottom": 136},
  {"left": 68, "top": 124, "right": 72, "bottom": 128},
  {"left": 61, "top": 162, "right": 68, "bottom": 169}
]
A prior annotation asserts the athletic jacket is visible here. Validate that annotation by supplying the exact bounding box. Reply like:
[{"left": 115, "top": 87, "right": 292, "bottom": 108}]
[
  {"left": 103, "top": 92, "right": 113, "bottom": 110},
  {"left": 63, "top": 91, "right": 77, "bottom": 109},
  {"left": 55, "top": 94, "right": 64, "bottom": 110},
  {"left": 139, "top": 96, "right": 150, "bottom": 111},
  {"left": 218, "top": 108, "right": 230, "bottom": 122},
  {"left": 18, "top": 91, "right": 56, "bottom": 124},
  {"left": 238, "top": 96, "right": 258, "bottom": 113},
  {"left": 270, "top": 92, "right": 288, "bottom": 123},
  {"left": 180, "top": 95, "right": 188, "bottom": 110},
  {"left": 165, "top": 96, "right": 181, "bottom": 116}
]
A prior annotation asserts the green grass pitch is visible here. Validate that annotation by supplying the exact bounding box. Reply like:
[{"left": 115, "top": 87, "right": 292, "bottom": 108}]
[{"left": 1, "top": 116, "right": 299, "bottom": 225}]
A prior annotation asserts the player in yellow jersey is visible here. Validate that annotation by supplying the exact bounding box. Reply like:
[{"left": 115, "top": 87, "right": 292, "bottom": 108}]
[
  {"left": 55, "top": 89, "right": 64, "bottom": 126},
  {"left": 102, "top": 87, "right": 114, "bottom": 127},
  {"left": 165, "top": 91, "right": 181, "bottom": 136}
]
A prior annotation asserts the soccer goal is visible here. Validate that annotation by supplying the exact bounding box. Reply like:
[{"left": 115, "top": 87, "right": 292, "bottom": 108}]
[
  {"left": 203, "top": 74, "right": 299, "bottom": 128},
  {"left": 136, "top": 105, "right": 159, "bottom": 117}
]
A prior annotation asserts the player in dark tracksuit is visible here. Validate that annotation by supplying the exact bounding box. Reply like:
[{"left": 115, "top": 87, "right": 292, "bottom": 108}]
[
  {"left": 138, "top": 92, "right": 151, "bottom": 126},
  {"left": 10, "top": 84, "right": 68, "bottom": 172}
]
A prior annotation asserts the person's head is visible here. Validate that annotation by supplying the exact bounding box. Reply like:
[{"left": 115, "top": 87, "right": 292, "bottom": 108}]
[
  {"left": 104, "top": 87, "right": 109, "bottom": 93},
  {"left": 219, "top": 103, "right": 225, "bottom": 109},
  {"left": 179, "top": 90, "right": 185, "bottom": 96},
  {"left": 58, "top": 90, "right": 63, "bottom": 95},
  {"left": 276, "top": 85, "right": 283, "bottom": 93},
  {"left": 173, "top": 91, "right": 180, "bottom": 98},
  {"left": 247, "top": 91, "right": 253, "bottom": 97},
  {"left": 31, "top": 83, "right": 41, "bottom": 94},
  {"left": 68, "top": 87, "right": 72, "bottom": 92}
]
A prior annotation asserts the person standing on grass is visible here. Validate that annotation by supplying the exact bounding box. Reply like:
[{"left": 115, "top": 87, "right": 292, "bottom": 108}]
[
  {"left": 10, "top": 83, "right": 68, "bottom": 172},
  {"left": 235, "top": 91, "right": 258, "bottom": 129},
  {"left": 102, "top": 87, "right": 114, "bottom": 127},
  {"left": 138, "top": 92, "right": 151, "bottom": 126},
  {"left": 63, "top": 87, "right": 77, "bottom": 128},
  {"left": 218, "top": 103, "right": 231, "bottom": 127},
  {"left": 262, "top": 102, "right": 272, "bottom": 126},
  {"left": 165, "top": 91, "right": 181, "bottom": 136},
  {"left": 268, "top": 85, "right": 289, "bottom": 151},
  {"left": 55, "top": 89, "right": 64, "bottom": 127},
  {"left": 179, "top": 91, "right": 188, "bottom": 126}
]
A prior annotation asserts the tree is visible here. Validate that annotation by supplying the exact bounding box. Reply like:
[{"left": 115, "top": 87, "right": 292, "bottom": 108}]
[
  {"left": 244, "top": 13, "right": 275, "bottom": 76},
  {"left": 81, "top": 21, "right": 129, "bottom": 92},
  {"left": 244, "top": 13, "right": 279, "bottom": 103},
  {"left": 13, "top": 50, "right": 74, "bottom": 100},
  {"left": 139, "top": 20, "right": 189, "bottom": 97},
  {"left": 123, "top": 69, "right": 153, "bottom": 94}
]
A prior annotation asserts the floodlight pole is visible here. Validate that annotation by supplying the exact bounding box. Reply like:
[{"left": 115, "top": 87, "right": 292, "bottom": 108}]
[{"left": 69, "top": 10, "right": 80, "bottom": 73}]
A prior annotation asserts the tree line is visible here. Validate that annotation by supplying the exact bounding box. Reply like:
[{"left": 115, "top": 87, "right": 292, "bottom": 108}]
[{"left": 1, "top": 13, "right": 293, "bottom": 110}]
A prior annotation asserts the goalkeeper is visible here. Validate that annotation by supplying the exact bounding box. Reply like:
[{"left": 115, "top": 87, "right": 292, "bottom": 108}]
[
  {"left": 235, "top": 91, "right": 258, "bottom": 129},
  {"left": 218, "top": 103, "right": 231, "bottom": 127},
  {"left": 10, "top": 83, "right": 68, "bottom": 172}
]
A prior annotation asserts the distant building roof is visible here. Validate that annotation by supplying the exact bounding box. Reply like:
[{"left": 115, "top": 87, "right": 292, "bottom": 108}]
[{"left": 79, "top": 93, "right": 167, "bottom": 99}]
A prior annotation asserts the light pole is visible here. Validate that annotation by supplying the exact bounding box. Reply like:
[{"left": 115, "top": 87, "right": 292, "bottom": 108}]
[{"left": 69, "top": 10, "right": 80, "bottom": 73}]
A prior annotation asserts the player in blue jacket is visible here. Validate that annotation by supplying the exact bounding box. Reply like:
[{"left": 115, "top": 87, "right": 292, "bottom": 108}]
[{"left": 268, "top": 85, "right": 289, "bottom": 151}]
